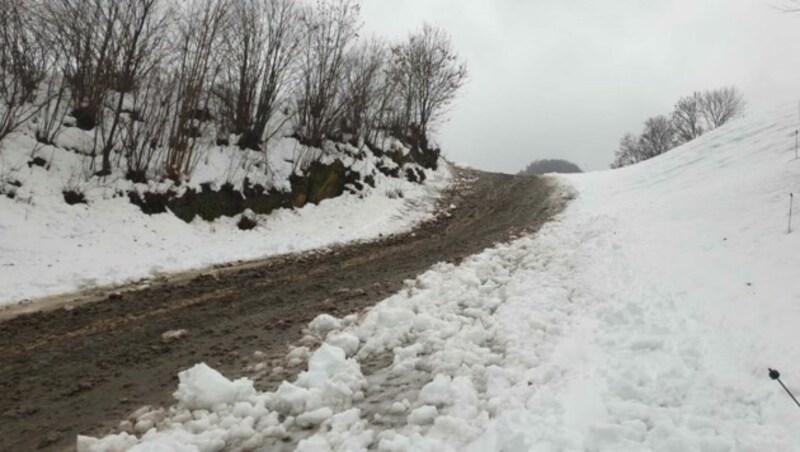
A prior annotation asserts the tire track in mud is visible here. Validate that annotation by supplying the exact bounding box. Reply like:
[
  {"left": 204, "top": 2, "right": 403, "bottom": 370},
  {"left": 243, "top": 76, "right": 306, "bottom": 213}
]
[{"left": 0, "top": 169, "right": 569, "bottom": 451}]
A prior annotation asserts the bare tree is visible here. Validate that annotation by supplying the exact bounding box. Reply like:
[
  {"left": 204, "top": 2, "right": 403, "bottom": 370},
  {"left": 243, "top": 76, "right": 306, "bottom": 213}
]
[
  {"left": 616, "top": 86, "right": 747, "bottom": 168},
  {"left": 96, "top": 0, "right": 170, "bottom": 176},
  {"left": 121, "top": 70, "right": 173, "bottom": 182},
  {"left": 611, "top": 116, "right": 676, "bottom": 169},
  {"left": 611, "top": 133, "right": 642, "bottom": 169},
  {"left": 390, "top": 24, "right": 468, "bottom": 149},
  {"left": 216, "top": 0, "right": 265, "bottom": 141},
  {"left": 340, "top": 38, "right": 392, "bottom": 146},
  {"left": 216, "top": 0, "right": 300, "bottom": 152},
  {"left": 164, "top": 0, "right": 229, "bottom": 181},
  {"left": 699, "top": 86, "right": 745, "bottom": 129},
  {"left": 0, "top": 0, "right": 50, "bottom": 147},
  {"left": 638, "top": 115, "right": 676, "bottom": 159},
  {"left": 672, "top": 93, "right": 704, "bottom": 144},
  {"left": 38, "top": 0, "right": 121, "bottom": 131},
  {"left": 34, "top": 73, "right": 70, "bottom": 147},
  {"left": 294, "top": 0, "right": 361, "bottom": 147}
]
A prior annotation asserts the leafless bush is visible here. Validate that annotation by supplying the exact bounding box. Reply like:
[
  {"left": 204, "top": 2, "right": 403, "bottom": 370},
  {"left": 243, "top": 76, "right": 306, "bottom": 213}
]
[
  {"left": 39, "top": 0, "right": 120, "bottom": 131},
  {"left": 613, "top": 86, "right": 745, "bottom": 168},
  {"left": 164, "top": 0, "right": 230, "bottom": 182},
  {"left": 699, "top": 86, "right": 745, "bottom": 130},
  {"left": 611, "top": 133, "right": 642, "bottom": 169},
  {"left": 96, "top": 0, "right": 170, "bottom": 176},
  {"left": 611, "top": 116, "right": 676, "bottom": 168},
  {"left": 121, "top": 71, "right": 173, "bottom": 183},
  {"left": 390, "top": 24, "right": 468, "bottom": 148},
  {"left": 672, "top": 93, "right": 704, "bottom": 145},
  {"left": 638, "top": 115, "right": 676, "bottom": 158},
  {"left": 0, "top": 0, "right": 50, "bottom": 147},
  {"left": 216, "top": 0, "right": 300, "bottom": 152},
  {"left": 294, "top": 0, "right": 361, "bottom": 147},
  {"left": 4, "top": 0, "right": 469, "bottom": 180},
  {"left": 340, "top": 38, "right": 392, "bottom": 146},
  {"left": 34, "top": 73, "right": 70, "bottom": 147}
]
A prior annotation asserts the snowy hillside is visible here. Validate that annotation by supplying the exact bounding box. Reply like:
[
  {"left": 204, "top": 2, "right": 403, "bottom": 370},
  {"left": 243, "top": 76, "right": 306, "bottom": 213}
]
[
  {"left": 81, "top": 103, "right": 800, "bottom": 451},
  {"left": 0, "top": 131, "right": 450, "bottom": 308}
]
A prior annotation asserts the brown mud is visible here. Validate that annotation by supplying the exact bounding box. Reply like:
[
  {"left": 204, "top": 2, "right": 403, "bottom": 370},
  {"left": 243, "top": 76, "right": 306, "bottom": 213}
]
[{"left": 0, "top": 169, "right": 570, "bottom": 451}]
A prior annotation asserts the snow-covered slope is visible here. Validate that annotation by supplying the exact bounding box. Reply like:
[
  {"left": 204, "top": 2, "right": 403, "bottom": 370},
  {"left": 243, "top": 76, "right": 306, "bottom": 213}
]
[
  {"left": 81, "top": 104, "right": 800, "bottom": 451},
  {"left": 0, "top": 133, "right": 450, "bottom": 308}
]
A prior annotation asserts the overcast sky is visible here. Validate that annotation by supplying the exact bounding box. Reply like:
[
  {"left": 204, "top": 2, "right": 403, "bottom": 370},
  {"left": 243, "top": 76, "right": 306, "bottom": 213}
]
[{"left": 361, "top": 0, "right": 800, "bottom": 173}]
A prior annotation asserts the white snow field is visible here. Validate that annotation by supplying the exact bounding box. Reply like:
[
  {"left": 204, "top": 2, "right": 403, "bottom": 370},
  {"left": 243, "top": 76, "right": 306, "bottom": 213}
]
[
  {"left": 80, "top": 102, "right": 800, "bottom": 451},
  {"left": 0, "top": 134, "right": 450, "bottom": 308}
]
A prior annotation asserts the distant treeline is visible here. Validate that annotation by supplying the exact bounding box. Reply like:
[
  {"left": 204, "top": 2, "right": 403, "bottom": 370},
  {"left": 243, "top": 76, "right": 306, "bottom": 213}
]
[
  {"left": 519, "top": 159, "right": 583, "bottom": 175},
  {"left": 611, "top": 87, "right": 745, "bottom": 169}
]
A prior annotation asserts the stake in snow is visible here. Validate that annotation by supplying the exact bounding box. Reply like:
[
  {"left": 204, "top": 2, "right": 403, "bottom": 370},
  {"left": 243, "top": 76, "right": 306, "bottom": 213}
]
[{"left": 80, "top": 103, "right": 800, "bottom": 450}]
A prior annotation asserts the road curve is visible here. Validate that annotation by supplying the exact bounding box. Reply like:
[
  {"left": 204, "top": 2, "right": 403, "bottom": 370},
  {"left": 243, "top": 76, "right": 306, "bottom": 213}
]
[{"left": 0, "top": 169, "right": 570, "bottom": 451}]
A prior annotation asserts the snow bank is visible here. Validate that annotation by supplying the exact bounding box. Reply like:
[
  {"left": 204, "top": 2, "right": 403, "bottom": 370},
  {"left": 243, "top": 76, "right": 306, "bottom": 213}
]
[
  {"left": 0, "top": 132, "right": 450, "bottom": 307},
  {"left": 82, "top": 103, "right": 800, "bottom": 450},
  {"left": 79, "top": 343, "right": 367, "bottom": 451}
]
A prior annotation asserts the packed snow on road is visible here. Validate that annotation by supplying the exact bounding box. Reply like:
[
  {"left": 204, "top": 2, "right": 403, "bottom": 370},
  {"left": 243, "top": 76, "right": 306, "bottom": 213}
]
[{"left": 81, "top": 103, "right": 800, "bottom": 451}]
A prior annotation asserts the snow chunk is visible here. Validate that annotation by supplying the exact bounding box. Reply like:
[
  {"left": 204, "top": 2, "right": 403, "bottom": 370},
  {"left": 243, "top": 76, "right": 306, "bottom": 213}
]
[
  {"left": 296, "top": 343, "right": 362, "bottom": 390},
  {"left": 286, "top": 346, "right": 311, "bottom": 367},
  {"left": 77, "top": 433, "right": 137, "bottom": 451},
  {"left": 388, "top": 402, "right": 408, "bottom": 415},
  {"left": 418, "top": 374, "right": 452, "bottom": 407},
  {"left": 408, "top": 405, "right": 438, "bottom": 425},
  {"left": 161, "top": 329, "right": 188, "bottom": 343},
  {"left": 325, "top": 332, "right": 360, "bottom": 356},
  {"left": 173, "top": 363, "right": 256, "bottom": 410},
  {"left": 308, "top": 314, "right": 342, "bottom": 336},
  {"left": 273, "top": 381, "right": 312, "bottom": 415},
  {"left": 296, "top": 407, "right": 334, "bottom": 428}
]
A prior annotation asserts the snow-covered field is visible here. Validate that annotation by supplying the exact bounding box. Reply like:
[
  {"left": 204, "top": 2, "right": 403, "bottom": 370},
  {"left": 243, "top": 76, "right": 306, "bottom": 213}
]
[
  {"left": 81, "top": 102, "right": 800, "bottom": 451},
  {"left": 0, "top": 133, "right": 450, "bottom": 308}
]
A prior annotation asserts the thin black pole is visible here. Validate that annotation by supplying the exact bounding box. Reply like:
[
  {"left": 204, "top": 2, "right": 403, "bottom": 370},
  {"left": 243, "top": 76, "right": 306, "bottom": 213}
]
[
  {"left": 778, "top": 379, "right": 800, "bottom": 409},
  {"left": 770, "top": 368, "right": 800, "bottom": 409},
  {"left": 790, "top": 194, "right": 794, "bottom": 234}
]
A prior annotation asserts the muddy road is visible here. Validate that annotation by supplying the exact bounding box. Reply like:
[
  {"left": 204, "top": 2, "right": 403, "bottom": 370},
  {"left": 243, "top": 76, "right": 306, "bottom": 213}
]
[{"left": 0, "top": 170, "right": 569, "bottom": 451}]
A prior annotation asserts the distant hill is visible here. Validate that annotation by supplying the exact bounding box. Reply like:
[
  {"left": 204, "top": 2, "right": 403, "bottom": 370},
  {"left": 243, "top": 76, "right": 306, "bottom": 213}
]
[{"left": 519, "top": 159, "right": 583, "bottom": 175}]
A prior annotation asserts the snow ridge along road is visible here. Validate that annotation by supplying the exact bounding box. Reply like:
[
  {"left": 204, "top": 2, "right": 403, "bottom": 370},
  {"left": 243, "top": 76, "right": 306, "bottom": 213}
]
[
  {"left": 83, "top": 102, "right": 800, "bottom": 450},
  {"left": 0, "top": 139, "right": 450, "bottom": 309},
  {"left": 0, "top": 170, "right": 568, "bottom": 451}
]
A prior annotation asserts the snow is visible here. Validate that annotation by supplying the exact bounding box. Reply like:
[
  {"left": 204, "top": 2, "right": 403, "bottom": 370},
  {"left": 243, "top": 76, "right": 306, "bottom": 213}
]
[
  {"left": 408, "top": 405, "right": 439, "bottom": 425},
  {"left": 308, "top": 314, "right": 343, "bottom": 337},
  {"left": 81, "top": 102, "right": 800, "bottom": 451},
  {"left": 160, "top": 329, "right": 188, "bottom": 344},
  {"left": 325, "top": 332, "right": 361, "bottom": 357},
  {"left": 417, "top": 375, "right": 451, "bottom": 407},
  {"left": 0, "top": 132, "right": 450, "bottom": 308},
  {"left": 297, "top": 407, "right": 335, "bottom": 428},
  {"left": 172, "top": 363, "right": 256, "bottom": 411}
]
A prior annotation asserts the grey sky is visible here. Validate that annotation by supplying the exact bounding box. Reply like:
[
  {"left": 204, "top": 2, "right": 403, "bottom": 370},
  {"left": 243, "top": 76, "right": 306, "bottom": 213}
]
[{"left": 361, "top": 0, "right": 800, "bottom": 173}]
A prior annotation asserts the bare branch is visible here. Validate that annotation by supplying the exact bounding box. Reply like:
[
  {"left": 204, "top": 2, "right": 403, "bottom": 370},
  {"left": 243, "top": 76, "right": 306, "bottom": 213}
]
[
  {"left": 390, "top": 24, "right": 468, "bottom": 149},
  {"left": 699, "top": 86, "right": 745, "bottom": 129},
  {"left": 294, "top": 0, "right": 362, "bottom": 148},
  {"left": 216, "top": 0, "right": 301, "bottom": 153},
  {"left": 0, "top": 0, "right": 51, "bottom": 147},
  {"left": 164, "top": 0, "right": 230, "bottom": 182},
  {"left": 672, "top": 93, "right": 704, "bottom": 144}
]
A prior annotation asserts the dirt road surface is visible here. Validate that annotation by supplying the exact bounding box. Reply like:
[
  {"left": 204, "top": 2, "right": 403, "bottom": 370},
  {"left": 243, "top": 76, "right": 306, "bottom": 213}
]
[{"left": 0, "top": 169, "right": 570, "bottom": 451}]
